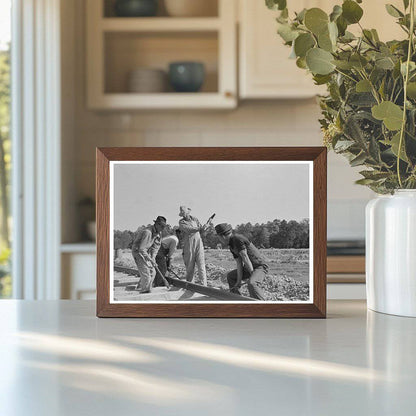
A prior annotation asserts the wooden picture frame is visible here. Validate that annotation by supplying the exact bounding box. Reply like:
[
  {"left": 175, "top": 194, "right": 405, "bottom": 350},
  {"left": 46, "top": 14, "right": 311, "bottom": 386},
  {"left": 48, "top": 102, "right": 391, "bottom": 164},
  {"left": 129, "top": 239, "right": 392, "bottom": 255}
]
[{"left": 96, "top": 147, "right": 327, "bottom": 318}]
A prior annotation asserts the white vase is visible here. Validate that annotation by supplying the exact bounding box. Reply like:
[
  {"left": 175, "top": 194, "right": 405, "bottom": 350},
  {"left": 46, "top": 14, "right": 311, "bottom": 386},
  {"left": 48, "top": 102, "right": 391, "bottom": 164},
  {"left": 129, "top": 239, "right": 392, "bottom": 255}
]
[{"left": 366, "top": 190, "right": 416, "bottom": 317}]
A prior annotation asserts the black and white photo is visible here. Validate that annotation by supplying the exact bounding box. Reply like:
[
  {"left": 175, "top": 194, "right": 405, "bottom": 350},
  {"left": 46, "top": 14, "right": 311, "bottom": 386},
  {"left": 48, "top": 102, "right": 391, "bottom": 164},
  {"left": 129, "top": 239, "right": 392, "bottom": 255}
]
[{"left": 110, "top": 161, "right": 313, "bottom": 303}]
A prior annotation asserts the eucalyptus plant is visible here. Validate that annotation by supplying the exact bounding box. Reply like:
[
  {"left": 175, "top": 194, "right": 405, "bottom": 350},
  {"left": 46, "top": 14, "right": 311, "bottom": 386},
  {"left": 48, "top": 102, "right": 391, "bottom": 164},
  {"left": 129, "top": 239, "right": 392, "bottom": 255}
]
[{"left": 266, "top": 0, "right": 416, "bottom": 193}]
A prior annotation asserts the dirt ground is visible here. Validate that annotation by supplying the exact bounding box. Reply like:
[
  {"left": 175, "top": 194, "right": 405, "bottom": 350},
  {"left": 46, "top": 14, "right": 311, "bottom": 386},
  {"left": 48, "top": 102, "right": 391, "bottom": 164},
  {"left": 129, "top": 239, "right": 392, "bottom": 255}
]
[{"left": 114, "top": 248, "right": 310, "bottom": 302}]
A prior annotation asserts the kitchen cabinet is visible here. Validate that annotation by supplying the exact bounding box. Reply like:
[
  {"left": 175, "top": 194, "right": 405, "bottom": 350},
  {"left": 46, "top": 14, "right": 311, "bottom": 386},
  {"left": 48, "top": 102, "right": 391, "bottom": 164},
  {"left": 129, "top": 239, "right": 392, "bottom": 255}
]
[
  {"left": 86, "top": 0, "right": 237, "bottom": 109},
  {"left": 239, "top": 0, "right": 322, "bottom": 99},
  {"left": 238, "top": 0, "right": 405, "bottom": 99},
  {"left": 61, "top": 244, "right": 96, "bottom": 300}
]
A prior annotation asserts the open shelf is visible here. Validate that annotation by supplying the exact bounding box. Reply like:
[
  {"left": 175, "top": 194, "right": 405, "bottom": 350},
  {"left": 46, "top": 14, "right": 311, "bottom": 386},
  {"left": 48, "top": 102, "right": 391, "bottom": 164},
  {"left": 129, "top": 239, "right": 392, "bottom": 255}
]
[
  {"left": 90, "top": 92, "right": 234, "bottom": 109},
  {"left": 101, "top": 17, "right": 221, "bottom": 32},
  {"left": 86, "top": 0, "right": 236, "bottom": 109},
  {"left": 104, "top": 31, "right": 218, "bottom": 94},
  {"left": 61, "top": 242, "right": 96, "bottom": 253}
]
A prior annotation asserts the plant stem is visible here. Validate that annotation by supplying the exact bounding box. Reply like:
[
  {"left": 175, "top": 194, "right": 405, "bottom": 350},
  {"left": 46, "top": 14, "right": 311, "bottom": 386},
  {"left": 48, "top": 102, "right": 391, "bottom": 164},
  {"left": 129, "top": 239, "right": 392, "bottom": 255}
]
[
  {"left": 397, "top": 0, "right": 415, "bottom": 188},
  {"left": 358, "top": 69, "right": 380, "bottom": 104},
  {"left": 334, "top": 68, "right": 357, "bottom": 83}
]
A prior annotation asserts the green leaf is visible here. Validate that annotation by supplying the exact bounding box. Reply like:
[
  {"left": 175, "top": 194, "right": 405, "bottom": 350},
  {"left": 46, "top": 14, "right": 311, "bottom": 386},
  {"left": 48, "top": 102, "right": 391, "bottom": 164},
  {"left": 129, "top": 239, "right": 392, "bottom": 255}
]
[
  {"left": 313, "top": 74, "right": 332, "bottom": 85},
  {"left": 294, "top": 33, "right": 315, "bottom": 57},
  {"left": 266, "top": 0, "right": 287, "bottom": 11},
  {"left": 375, "top": 57, "right": 395, "bottom": 70},
  {"left": 344, "top": 113, "right": 368, "bottom": 147},
  {"left": 407, "top": 82, "right": 416, "bottom": 99},
  {"left": 379, "top": 78, "right": 386, "bottom": 99},
  {"left": 334, "top": 139, "right": 355, "bottom": 152},
  {"left": 296, "top": 57, "right": 307, "bottom": 69},
  {"left": 295, "top": 8, "right": 307, "bottom": 22},
  {"left": 336, "top": 15, "right": 348, "bottom": 36},
  {"left": 350, "top": 152, "right": 368, "bottom": 167},
  {"left": 362, "top": 29, "right": 375, "bottom": 44},
  {"left": 333, "top": 59, "right": 353, "bottom": 70},
  {"left": 306, "top": 48, "right": 335, "bottom": 75},
  {"left": 328, "top": 21, "right": 338, "bottom": 45},
  {"left": 277, "top": 23, "right": 299, "bottom": 42},
  {"left": 382, "top": 132, "right": 409, "bottom": 162},
  {"left": 371, "top": 29, "right": 380, "bottom": 42},
  {"left": 356, "top": 79, "right": 372, "bottom": 92},
  {"left": 372, "top": 101, "right": 404, "bottom": 130},
  {"left": 304, "top": 8, "right": 329, "bottom": 35},
  {"left": 318, "top": 31, "right": 333, "bottom": 52},
  {"left": 349, "top": 92, "right": 376, "bottom": 107},
  {"left": 339, "top": 31, "right": 356, "bottom": 42},
  {"left": 369, "top": 137, "right": 381, "bottom": 162},
  {"left": 385, "top": 4, "right": 404, "bottom": 18},
  {"left": 356, "top": 178, "right": 377, "bottom": 185},
  {"left": 401, "top": 61, "right": 416, "bottom": 76},
  {"left": 342, "top": 0, "right": 363, "bottom": 24},
  {"left": 350, "top": 53, "right": 368, "bottom": 69},
  {"left": 330, "top": 5, "right": 343, "bottom": 22},
  {"left": 280, "top": 8, "right": 289, "bottom": 19},
  {"left": 359, "top": 170, "right": 391, "bottom": 180}
]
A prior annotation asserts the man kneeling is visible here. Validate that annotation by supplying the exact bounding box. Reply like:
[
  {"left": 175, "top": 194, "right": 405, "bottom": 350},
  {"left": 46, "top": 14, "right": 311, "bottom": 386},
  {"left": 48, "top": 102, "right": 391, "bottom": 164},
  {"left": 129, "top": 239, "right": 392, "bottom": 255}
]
[{"left": 215, "top": 223, "right": 268, "bottom": 300}]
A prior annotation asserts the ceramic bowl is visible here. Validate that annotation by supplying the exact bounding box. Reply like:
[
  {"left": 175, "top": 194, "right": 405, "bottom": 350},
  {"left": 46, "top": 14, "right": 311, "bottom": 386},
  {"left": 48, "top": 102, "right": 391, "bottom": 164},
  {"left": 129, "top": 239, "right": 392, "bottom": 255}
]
[
  {"left": 168, "top": 62, "right": 205, "bottom": 93},
  {"left": 114, "top": 0, "right": 158, "bottom": 17},
  {"left": 127, "top": 68, "right": 167, "bottom": 93}
]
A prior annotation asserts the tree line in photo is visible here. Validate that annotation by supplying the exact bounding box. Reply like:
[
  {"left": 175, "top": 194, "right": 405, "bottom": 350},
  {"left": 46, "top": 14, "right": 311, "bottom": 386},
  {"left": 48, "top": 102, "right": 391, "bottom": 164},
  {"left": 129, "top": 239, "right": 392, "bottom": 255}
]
[{"left": 114, "top": 218, "right": 310, "bottom": 250}]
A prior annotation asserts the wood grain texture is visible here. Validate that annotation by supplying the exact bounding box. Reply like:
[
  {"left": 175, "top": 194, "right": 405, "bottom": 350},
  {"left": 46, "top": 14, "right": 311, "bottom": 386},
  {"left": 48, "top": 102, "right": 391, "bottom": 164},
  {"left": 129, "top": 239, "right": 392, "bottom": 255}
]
[{"left": 96, "top": 147, "right": 327, "bottom": 318}]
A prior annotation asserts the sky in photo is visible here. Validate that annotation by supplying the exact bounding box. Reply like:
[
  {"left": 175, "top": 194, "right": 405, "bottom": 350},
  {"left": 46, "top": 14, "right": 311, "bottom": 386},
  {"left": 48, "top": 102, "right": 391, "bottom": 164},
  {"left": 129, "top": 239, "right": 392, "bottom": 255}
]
[{"left": 113, "top": 162, "right": 311, "bottom": 231}]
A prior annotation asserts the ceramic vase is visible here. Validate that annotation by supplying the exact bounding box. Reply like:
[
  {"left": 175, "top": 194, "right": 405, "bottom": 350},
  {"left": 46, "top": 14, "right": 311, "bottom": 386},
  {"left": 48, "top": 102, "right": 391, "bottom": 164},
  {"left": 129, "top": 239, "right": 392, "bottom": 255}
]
[{"left": 366, "top": 190, "right": 416, "bottom": 317}]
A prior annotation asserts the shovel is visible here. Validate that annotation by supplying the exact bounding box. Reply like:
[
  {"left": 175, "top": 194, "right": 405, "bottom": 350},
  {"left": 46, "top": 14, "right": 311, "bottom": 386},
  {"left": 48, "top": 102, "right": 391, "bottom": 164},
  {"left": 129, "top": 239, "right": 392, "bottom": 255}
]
[{"left": 148, "top": 257, "right": 171, "bottom": 290}]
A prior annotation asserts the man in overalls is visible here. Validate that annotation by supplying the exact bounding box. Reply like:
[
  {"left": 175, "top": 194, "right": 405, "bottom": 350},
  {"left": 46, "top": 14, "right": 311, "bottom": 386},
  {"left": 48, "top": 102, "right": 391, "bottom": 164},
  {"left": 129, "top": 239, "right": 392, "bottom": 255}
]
[
  {"left": 131, "top": 216, "right": 166, "bottom": 293},
  {"left": 178, "top": 206, "right": 208, "bottom": 286}
]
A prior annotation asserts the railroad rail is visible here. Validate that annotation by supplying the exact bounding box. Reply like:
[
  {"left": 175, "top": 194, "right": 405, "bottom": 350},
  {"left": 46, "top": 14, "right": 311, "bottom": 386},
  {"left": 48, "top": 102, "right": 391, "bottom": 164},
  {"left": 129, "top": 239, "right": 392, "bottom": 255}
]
[{"left": 114, "top": 265, "right": 258, "bottom": 302}]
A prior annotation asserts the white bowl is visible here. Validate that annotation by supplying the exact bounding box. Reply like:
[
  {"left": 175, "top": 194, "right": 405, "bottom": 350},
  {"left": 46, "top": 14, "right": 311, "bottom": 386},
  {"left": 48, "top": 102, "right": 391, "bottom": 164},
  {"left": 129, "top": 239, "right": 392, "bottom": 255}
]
[
  {"left": 164, "top": 0, "right": 217, "bottom": 17},
  {"left": 127, "top": 68, "right": 167, "bottom": 93}
]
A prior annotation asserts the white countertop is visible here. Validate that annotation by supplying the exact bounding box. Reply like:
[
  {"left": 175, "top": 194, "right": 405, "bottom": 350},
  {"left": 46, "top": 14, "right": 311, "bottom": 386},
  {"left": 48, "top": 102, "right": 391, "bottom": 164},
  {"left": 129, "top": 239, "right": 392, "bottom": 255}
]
[{"left": 0, "top": 300, "right": 415, "bottom": 416}]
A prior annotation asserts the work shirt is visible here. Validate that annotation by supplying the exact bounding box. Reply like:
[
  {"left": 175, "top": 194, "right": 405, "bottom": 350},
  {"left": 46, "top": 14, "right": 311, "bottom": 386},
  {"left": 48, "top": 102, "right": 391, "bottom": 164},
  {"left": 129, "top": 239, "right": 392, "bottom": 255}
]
[
  {"left": 132, "top": 226, "right": 161, "bottom": 260},
  {"left": 160, "top": 235, "right": 179, "bottom": 258},
  {"left": 228, "top": 233, "right": 268, "bottom": 268},
  {"left": 179, "top": 215, "right": 202, "bottom": 235}
]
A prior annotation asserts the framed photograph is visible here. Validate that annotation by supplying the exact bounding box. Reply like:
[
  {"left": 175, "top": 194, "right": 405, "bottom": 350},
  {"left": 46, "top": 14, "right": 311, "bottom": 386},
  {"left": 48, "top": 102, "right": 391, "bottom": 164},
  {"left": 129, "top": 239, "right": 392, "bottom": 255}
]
[{"left": 96, "top": 147, "right": 327, "bottom": 318}]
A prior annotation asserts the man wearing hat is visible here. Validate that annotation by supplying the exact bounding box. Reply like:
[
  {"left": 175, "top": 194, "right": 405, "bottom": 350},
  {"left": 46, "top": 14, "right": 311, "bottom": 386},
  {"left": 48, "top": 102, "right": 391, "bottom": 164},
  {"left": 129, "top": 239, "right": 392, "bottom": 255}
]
[
  {"left": 179, "top": 206, "right": 209, "bottom": 286},
  {"left": 131, "top": 216, "right": 167, "bottom": 293},
  {"left": 215, "top": 223, "right": 268, "bottom": 300}
]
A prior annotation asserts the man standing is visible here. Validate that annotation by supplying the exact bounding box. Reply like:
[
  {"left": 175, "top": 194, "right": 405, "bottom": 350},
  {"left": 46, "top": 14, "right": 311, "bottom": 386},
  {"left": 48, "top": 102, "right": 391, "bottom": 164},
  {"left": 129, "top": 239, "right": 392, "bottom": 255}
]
[
  {"left": 215, "top": 223, "right": 268, "bottom": 300},
  {"left": 131, "top": 216, "right": 166, "bottom": 293},
  {"left": 178, "top": 206, "right": 209, "bottom": 286},
  {"left": 154, "top": 229, "right": 180, "bottom": 286}
]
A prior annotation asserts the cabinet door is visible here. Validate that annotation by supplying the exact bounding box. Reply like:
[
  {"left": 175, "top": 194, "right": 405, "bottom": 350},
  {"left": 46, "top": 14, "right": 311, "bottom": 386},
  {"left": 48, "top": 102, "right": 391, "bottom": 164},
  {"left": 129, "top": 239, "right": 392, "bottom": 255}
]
[
  {"left": 239, "top": 0, "right": 319, "bottom": 99},
  {"left": 238, "top": 0, "right": 404, "bottom": 99}
]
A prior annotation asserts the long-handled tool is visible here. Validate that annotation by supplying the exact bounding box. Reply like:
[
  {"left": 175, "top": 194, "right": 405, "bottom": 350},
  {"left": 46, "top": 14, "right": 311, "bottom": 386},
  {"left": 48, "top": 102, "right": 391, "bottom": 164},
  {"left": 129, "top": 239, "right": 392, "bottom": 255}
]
[
  {"left": 167, "top": 267, "right": 181, "bottom": 280},
  {"left": 147, "top": 257, "right": 171, "bottom": 290},
  {"left": 204, "top": 213, "right": 216, "bottom": 227}
]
